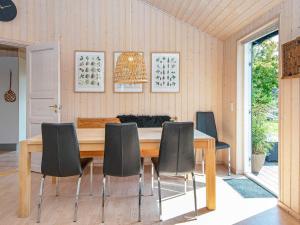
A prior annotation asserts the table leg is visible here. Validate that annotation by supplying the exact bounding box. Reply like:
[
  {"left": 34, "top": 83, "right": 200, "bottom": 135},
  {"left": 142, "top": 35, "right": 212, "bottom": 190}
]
[
  {"left": 205, "top": 139, "right": 216, "bottom": 210},
  {"left": 18, "top": 141, "right": 31, "bottom": 217},
  {"left": 52, "top": 176, "right": 57, "bottom": 184}
]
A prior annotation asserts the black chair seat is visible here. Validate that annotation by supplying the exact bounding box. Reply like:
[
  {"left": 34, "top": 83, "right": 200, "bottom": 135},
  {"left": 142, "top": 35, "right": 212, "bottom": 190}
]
[
  {"left": 151, "top": 157, "right": 192, "bottom": 176},
  {"left": 216, "top": 141, "right": 230, "bottom": 150},
  {"left": 80, "top": 158, "right": 93, "bottom": 170}
]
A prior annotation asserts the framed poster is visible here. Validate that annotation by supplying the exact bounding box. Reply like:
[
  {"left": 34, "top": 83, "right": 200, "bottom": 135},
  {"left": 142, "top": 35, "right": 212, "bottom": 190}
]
[
  {"left": 151, "top": 52, "right": 180, "bottom": 93},
  {"left": 113, "top": 51, "right": 143, "bottom": 93},
  {"left": 75, "top": 51, "right": 105, "bottom": 92}
]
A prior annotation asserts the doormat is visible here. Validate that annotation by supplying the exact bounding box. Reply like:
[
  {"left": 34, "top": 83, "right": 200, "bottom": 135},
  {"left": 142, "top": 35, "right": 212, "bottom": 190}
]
[{"left": 223, "top": 178, "right": 275, "bottom": 198}]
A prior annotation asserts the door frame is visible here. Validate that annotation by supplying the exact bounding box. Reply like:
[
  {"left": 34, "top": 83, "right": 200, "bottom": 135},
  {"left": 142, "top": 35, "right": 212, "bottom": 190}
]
[
  {"left": 0, "top": 37, "right": 30, "bottom": 48},
  {"left": 0, "top": 38, "right": 30, "bottom": 146},
  {"left": 244, "top": 31, "right": 280, "bottom": 197},
  {"left": 236, "top": 19, "right": 280, "bottom": 197},
  {"left": 0, "top": 37, "right": 61, "bottom": 140},
  {"left": 243, "top": 41, "right": 253, "bottom": 174},
  {"left": 236, "top": 19, "right": 279, "bottom": 174}
]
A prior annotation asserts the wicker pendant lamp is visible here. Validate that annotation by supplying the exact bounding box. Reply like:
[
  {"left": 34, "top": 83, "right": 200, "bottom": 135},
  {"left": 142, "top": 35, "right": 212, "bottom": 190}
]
[
  {"left": 114, "top": 52, "right": 147, "bottom": 83},
  {"left": 114, "top": 0, "right": 147, "bottom": 84}
]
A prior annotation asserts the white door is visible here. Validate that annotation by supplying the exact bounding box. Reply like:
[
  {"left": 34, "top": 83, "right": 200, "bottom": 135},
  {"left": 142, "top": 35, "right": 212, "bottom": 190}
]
[
  {"left": 27, "top": 42, "right": 61, "bottom": 171},
  {"left": 243, "top": 42, "right": 253, "bottom": 174}
]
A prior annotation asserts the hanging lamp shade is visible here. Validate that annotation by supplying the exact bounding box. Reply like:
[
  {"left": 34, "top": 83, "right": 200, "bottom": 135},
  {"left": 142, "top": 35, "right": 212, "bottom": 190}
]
[{"left": 114, "top": 51, "right": 147, "bottom": 84}]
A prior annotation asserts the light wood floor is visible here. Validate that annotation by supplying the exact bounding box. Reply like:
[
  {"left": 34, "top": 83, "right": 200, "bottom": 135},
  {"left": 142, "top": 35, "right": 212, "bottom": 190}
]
[
  {"left": 0, "top": 151, "right": 299, "bottom": 225},
  {"left": 0, "top": 151, "right": 17, "bottom": 176}
]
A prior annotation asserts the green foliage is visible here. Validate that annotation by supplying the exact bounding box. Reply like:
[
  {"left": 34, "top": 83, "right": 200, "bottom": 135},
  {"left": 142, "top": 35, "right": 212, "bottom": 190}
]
[
  {"left": 252, "top": 114, "right": 272, "bottom": 154},
  {"left": 252, "top": 40, "right": 278, "bottom": 107},
  {"left": 251, "top": 38, "right": 278, "bottom": 155}
]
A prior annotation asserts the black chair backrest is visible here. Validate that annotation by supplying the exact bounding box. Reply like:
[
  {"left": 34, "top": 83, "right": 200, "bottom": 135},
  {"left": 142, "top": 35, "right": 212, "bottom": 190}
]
[
  {"left": 196, "top": 112, "right": 218, "bottom": 142},
  {"left": 158, "top": 122, "right": 195, "bottom": 175},
  {"left": 103, "top": 123, "right": 141, "bottom": 177},
  {"left": 41, "top": 123, "right": 82, "bottom": 177}
]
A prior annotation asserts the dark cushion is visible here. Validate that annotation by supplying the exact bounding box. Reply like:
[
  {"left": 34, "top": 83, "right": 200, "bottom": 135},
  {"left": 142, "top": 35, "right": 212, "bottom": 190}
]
[
  {"left": 117, "top": 115, "right": 171, "bottom": 128},
  {"left": 216, "top": 141, "right": 230, "bottom": 150}
]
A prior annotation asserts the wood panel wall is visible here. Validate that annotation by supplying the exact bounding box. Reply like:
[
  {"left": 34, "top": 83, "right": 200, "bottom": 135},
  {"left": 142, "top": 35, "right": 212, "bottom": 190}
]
[
  {"left": 1, "top": 0, "right": 298, "bottom": 217},
  {"left": 223, "top": 0, "right": 300, "bottom": 219},
  {"left": 0, "top": 0, "right": 223, "bottom": 129},
  {"left": 278, "top": 0, "right": 300, "bottom": 219},
  {"left": 0, "top": 0, "right": 224, "bottom": 163}
]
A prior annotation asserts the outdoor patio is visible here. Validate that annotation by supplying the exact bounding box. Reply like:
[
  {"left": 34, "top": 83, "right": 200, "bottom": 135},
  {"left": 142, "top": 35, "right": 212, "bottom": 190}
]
[{"left": 253, "top": 162, "right": 278, "bottom": 196}]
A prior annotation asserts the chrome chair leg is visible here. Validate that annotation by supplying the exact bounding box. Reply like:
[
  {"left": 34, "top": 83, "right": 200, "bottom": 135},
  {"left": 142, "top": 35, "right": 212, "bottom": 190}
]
[
  {"left": 73, "top": 176, "right": 82, "bottom": 222},
  {"left": 141, "top": 158, "right": 144, "bottom": 196},
  {"left": 157, "top": 175, "right": 162, "bottom": 221},
  {"left": 56, "top": 177, "right": 59, "bottom": 196},
  {"left": 101, "top": 175, "right": 106, "bottom": 223},
  {"left": 106, "top": 175, "right": 110, "bottom": 196},
  {"left": 184, "top": 174, "right": 188, "bottom": 194},
  {"left": 138, "top": 173, "right": 142, "bottom": 222},
  {"left": 89, "top": 162, "right": 93, "bottom": 196},
  {"left": 37, "top": 175, "right": 46, "bottom": 223},
  {"left": 151, "top": 163, "right": 154, "bottom": 196},
  {"left": 192, "top": 172, "right": 198, "bottom": 218},
  {"left": 228, "top": 148, "right": 231, "bottom": 176}
]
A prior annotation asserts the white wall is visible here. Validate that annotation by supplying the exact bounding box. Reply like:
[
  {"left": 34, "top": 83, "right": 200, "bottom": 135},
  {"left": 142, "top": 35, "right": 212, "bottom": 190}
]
[
  {"left": 18, "top": 49, "right": 26, "bottom": 141},
  {"left": 0, "top": 57, "right": 19, "bottom": 144}
]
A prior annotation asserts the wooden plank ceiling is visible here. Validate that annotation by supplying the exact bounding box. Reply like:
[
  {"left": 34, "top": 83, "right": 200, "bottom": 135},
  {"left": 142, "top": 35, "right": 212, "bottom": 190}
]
[{"left": 142, "top": 0, "right": 283, "bottom": 40}]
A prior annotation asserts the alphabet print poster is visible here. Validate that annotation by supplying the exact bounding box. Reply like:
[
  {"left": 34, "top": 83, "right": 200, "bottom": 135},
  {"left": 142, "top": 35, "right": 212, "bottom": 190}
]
[
  {"left": 75, "top": 51, "right": 105, "bottom": 92},
  {"left": 151, "top": 53, "right": 180, "bottom": 92}
]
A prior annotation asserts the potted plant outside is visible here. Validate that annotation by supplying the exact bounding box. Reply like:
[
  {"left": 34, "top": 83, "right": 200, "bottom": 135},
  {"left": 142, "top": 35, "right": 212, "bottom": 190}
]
[{"left": 251, "top": 113, "right": 272, "bottom": 173}]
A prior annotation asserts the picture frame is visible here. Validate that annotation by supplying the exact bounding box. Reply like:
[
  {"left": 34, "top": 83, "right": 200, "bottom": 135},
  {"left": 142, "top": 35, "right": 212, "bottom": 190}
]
[
  {"left": 75, "top": 51, "right": 105, "bottom": 92},
  {"left": 113, "top": 51, "right": 143, "bottom": 93},
  {"left": 151, "top": 52, "right": 180, "bottom": 93}
]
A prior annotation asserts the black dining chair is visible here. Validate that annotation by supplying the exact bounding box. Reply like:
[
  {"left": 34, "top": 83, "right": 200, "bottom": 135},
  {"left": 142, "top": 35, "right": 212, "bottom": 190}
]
[
  {"left": 151, "top": 122, "right": 197, "bottom": 221},
  {"left": 196, "top": 112, "right": 231, "bottom": 176},
  {"left": 102, "top": 123, "right": 143, "bottom": 223},
  {"left": 37, "top": 123, "right": 93, "bottom": 223},
  {"left": 117, "top": 115, "right": 173, "bottom": 196}
]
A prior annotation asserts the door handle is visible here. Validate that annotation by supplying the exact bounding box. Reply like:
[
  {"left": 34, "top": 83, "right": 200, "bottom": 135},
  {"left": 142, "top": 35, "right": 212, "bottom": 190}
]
[{"left": 49, "top": 104, "right": 62, "bottom": 113}]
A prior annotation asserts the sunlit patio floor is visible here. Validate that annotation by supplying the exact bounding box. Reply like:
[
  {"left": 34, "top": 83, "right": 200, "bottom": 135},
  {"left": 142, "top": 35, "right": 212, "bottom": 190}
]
[{"left": 248, "top": 162, "right": 278, "bottom": 196}]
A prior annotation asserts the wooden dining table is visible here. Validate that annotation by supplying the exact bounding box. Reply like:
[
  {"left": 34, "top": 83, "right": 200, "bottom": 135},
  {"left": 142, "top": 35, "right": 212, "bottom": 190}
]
[{"left": 18, "top": 127, "right": 216, "bottom": 218}]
